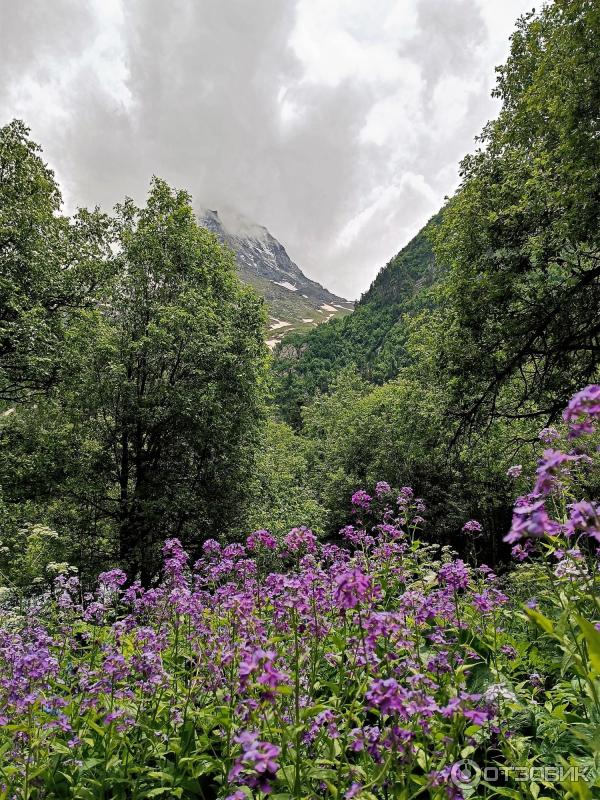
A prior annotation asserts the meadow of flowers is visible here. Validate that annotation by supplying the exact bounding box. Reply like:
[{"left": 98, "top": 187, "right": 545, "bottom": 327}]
[{"left": 1, "top": 386, "right": 600, "bottom": 799}]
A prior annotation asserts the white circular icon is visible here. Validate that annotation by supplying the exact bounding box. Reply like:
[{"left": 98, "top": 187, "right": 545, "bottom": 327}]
[{"left": 450, "top": 759, "right": 482, "bottom": 788}]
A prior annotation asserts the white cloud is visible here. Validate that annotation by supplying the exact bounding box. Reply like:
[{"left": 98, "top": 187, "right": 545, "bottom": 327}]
[{"left": 0, "top": 0, "right": 535, "bottom": 299}]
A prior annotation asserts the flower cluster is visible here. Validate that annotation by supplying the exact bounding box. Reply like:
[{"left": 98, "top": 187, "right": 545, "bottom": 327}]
[
  {"left": 333, "top": 567, "right": 373, "bottom": 610},
  {"left": 246, "top": 529, "right": 277, "bottom": 551},
  {"left": 505, "top": 384, "right": 600, "bottom": 548},
  {"left": 1, "top": 386, "right": 598, "bottom": 799},
  {"left": 0, "top": 484, "right": 519, "bottom": 799},
  {"left": 351, "top": 489, "right": 372, "bottom": 510},
  {"left": 227, "top": 731, "right": 281, "bottom": 794},
  {"left": 563, "top": 384, "right": 600, "bottom": 438}
]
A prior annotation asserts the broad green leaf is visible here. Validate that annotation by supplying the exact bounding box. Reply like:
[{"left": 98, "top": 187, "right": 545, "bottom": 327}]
[
  {"left": 577, "top": 616, "right": 600, "bottom": 672},
  {"left": 525, "top": 608, "right": 555, "bottom": 635}
]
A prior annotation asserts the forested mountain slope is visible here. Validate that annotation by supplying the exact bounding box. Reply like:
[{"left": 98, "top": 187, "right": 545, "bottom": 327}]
[{"left": 272, "top": 215, "right": 441, "bottom": 425}]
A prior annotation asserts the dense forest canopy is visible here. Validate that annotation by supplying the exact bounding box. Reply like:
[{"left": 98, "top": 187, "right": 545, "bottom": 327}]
[
  {"left": 434, "top": 0, "right": 600, "bottom": 433},
  {"left": 0, "top": 120, "right": 111, "bottom": 401}
]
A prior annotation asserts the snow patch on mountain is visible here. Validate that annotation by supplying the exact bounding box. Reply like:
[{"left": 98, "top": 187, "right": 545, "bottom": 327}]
[
  {"left": 273, "top": 280, "right": 298, "bottom": 292},
  {"left": 198, "top": 208, "right": 353, "bottom": 340}
]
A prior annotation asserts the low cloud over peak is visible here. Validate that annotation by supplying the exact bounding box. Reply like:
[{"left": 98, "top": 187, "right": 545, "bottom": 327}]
[{"left": 0, "top": 0, "right": 533, "bottom": 298}]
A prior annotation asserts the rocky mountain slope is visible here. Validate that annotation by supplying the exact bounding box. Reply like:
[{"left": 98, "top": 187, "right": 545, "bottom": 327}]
[{"left": 199, "top": 209, "right": 353, "bottom": 347}]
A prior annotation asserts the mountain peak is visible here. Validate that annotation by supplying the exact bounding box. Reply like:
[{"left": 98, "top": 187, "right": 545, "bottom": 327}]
[{"left": 198, "top": 208, "right": 353, "bottom": 346}]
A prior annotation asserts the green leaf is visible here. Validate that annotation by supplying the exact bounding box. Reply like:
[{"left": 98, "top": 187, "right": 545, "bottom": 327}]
[
  {"left": 480, "top": 784, "right": 523, "bottom": 798},
  {"left": 147, "top": 771, "right": 174, "bottom": 783},
  {"left": 180, "top": 718, "right": 196, "bottom": 756},
  {"left": 86, "top": 720, "right": 106, "bottom": 737},
  {"left": 308, "top": 767, "right": 339, "bottom": 781},
  {"left": 562, "top": 779, "right": 592, "bottom": 800},
  {"left": 577, "top": 616, "right": 600, "bottom": 672},
  {"left": 525, "top": 608, "right": 555, "bottom": 635},
  {"left": 300, "top": 704, "right": 330, "bottom": 720},
  {"left": 74, "top": 788, "right": 97, "bottom": 800}
]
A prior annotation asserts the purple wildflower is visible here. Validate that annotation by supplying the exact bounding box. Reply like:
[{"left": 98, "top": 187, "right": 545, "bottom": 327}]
[
  {"left": 340, "top": 525, "right": 369, "bottom": 547},
  {"left": 284, "top": 526, "right": 317, "bottom": 555},
  {"left": 345, "top": 784, "right": 363, "bottom": 799},
  {"left": 246, "top": 529, "right": 277, "bottom": 551},
  {"left": 349, "top": 725, "right": 381, "bottom": 758},
  {"left": 223, "top": 543, "right": 246, "bottom": 559},
  {"left": 472, "top": 589, "right": 507, "bottom": 615},
  {"left": 565, "top": 500, "right": 600, "bottom": 541},
  {"left": 98, "top": 569, "right": 127, "bottom": 590},
  {"left": 351, "top": 490, "right": 372, "bottom": 510},
  {"left": 334, "top": 568, "right": 373, "bottom": 610},
  {"left": 504, "top": 497, "right": 560, "bottom": 544},
  {"left": 307, "top": 709, "right": 339, "bottom": 741},
  {"left": 529, "top": 673, "right": 543, "bottom": 689},
  {"left": 438, "top": 560, "right": 469, "bottom": 591},
  {"left": 162, "top": 538, "right": 188, "bottom": 586},
  {"left": 462, "top": 520, "right": 482, "bottom": 533},
  {"left": 228, "top": 731, "right": 281, "bottom": 794},
  {"left": 563, "top": 384, "right": 600, "bottom": 438},
  {"left": 539, "top": 426, "right": 560, "bottom": 444},
  {"left": 463, "top": 708, "right": 490, "bottom": 726},
  {"left": 366, "top": 678, "right": 407, "bottom": 716},
  {"left": 534, "top": 449, "right": 581, "bottom": 496}
]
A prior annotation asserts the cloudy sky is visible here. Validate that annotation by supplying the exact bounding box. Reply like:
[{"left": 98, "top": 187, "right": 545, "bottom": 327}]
[{"left": 0, "top": 0, "right": 535, "bottom": 299}]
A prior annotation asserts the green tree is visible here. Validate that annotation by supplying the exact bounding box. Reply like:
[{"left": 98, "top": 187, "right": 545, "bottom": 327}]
[
  {"left": 433, "top": 0, "right": 600, "bottom": 433},
  {"left": 301, "top": 369, "right": 460, "bottom": 536},
  {"left": 238, "top": 417, "right": 326, "bottom": 539},
  {"left": 92, "top": 179, "right": 268, "bottom": 579},
  {"left": 1, "top": 177, "right": 268, "bottom": 583},
  {"left": 0, "top": 120, "right": 110, "bottom": 402},
  {"left": 300, "top": 364, "right": 539, "bottom": 557}
]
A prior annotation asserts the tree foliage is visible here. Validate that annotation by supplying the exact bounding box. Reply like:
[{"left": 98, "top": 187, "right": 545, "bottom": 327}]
[
  {"left": 0, "top": 120, "right": 110, "bottom": 401},
  {"left": 1, "top": 155, "right": 269, "bottom": 583},
  {"left": 433, "top": 0, "right": 600, "bottom": 431}
]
